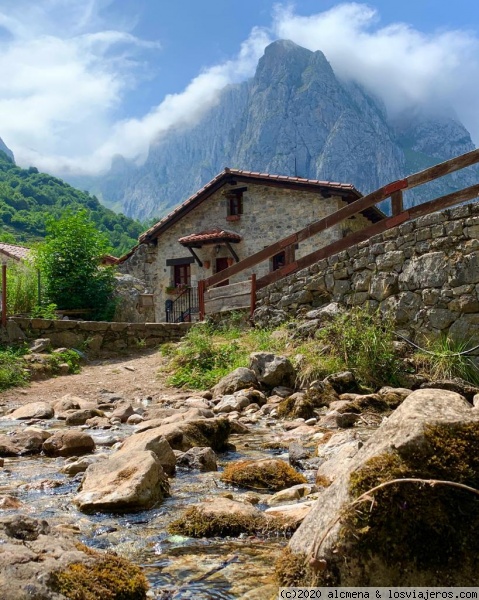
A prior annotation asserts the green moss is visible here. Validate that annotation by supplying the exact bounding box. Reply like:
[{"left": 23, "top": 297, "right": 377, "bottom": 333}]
[
  {"left": 341, "top": 423, "right": 479, "bottom": 570},
  {"left": 49, "top": 549, "right": 148, "bottom": 599},
  {"left": 277, "top": 396, "right": 315, "bottom": 419},
  {"left": 275, "top": 547, "right": 329, "bottom": 588},
  {"left": 168, "top": 505, "right": 282, "bottom": 538},
  {"left": 221, "top": 459, "right": 307, "bottom": 491}
]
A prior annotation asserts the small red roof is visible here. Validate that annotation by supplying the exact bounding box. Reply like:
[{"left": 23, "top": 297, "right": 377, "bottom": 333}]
[
  {"left": 178, "top": 228, "right": 242, "bottom": 246},
  {"left": 0, "top": 243, "right": 30, "bottom": 261}
]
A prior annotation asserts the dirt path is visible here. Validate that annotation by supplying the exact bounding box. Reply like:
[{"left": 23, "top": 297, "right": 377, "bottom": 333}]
[{"left": 0, "top": 349, "right": 187, "bottom": 408}]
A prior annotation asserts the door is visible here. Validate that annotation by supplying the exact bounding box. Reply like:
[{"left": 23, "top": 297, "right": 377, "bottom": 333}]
[{"left": 215, "top": 257, "right": 229, "bottom": 286}]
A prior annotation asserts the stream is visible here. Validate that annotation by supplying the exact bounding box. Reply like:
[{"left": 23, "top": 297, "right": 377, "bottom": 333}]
[{"left": 0, "top": 415, "right": 305, "bottom": 599}]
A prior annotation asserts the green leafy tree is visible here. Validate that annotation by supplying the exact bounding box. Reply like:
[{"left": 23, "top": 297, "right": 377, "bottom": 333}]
[{"left": 35, "top": 210, "right": 116, "bottom": 320}]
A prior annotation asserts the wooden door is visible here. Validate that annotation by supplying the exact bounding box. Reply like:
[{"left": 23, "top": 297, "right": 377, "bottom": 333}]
[{"left": 215, "top": 257, "right": 229, "bottom": 286}]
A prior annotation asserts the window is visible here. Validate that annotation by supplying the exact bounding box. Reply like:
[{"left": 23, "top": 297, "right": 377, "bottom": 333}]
[
  {"left": 226, "top": 188, "right": 246, "bottom": 219},
  {"left": 173, "top": 263, "right": 190, "bottom": 287},
  {"left": 272, "top": 251, "right": 286, "bottom": 271}
]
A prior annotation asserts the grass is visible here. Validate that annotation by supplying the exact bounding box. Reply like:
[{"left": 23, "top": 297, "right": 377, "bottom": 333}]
[
  {"left": 0, "top": 345, "right": 29, "bottom": 391},
  {"left": 161, "top": 309, "right": 479, "bottom": 393},
  {"left": 412, "top": 335, "right": 479, "bottom": 385},
  {"left": 0, "top": 345, "right": 81, "bottom": 392},
  {"left": 6, "top": 261, "right": 39, "bottom": 315}
]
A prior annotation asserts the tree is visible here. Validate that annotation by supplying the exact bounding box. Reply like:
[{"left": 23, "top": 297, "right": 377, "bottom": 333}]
[{"left": 35, "top": 210, "right": 116, "bottom": 320}]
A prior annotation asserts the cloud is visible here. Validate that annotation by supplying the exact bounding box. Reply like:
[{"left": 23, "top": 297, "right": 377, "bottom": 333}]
[
  {"left": 1, "top": 1, "right": 478, "bottom": 177},
  {"left": 272, "top": 3, "right": 479, "bottom": 140}
]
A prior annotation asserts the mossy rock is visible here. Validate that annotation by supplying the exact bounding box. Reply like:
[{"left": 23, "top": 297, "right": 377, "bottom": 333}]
[
  {"left": 49, "top": 546, "right": 148, "bottom": 599},
  {"left": 168, "top": 497, "right": 290, "bottom": 538},
  {"left": 341, "top": 422, "right": 479, "bottom": 571},
  {"left": 277, "top": 395, "right": 315, "bottom": 419},
  {"left": 221, "top": 459, "right": 307, "bottom": 491}
]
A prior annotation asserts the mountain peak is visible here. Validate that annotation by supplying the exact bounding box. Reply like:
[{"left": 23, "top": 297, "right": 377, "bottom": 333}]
[{"left": 0, "top": 137, "right": 14, "bottom": 163}]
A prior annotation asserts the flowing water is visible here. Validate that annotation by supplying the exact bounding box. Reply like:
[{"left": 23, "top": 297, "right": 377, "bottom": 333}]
[{"left": 0, "top": 417, "right": 300, "bottom": 599}]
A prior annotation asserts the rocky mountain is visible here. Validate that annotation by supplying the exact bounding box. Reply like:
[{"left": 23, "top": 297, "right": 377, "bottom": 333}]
[
  {"left": 0, "top": 137, "right": 14, "bottom": 162},
  {"left": 78, "top": 40, "right": 477, "bottom": 221}
]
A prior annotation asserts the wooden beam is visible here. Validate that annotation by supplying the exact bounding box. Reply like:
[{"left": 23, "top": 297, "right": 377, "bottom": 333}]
[
  {"left": 225, "top": 241, "right": 240, "bottom": 262},
  {"left": 407, "top": 148, "right": 479, "bottom": 188},
  {"left": 187, "top": 247, "right": 203, "bottom": 267},
  {"left": 408, "top": 183, "right": 479, "bottom": 219},
  {"left": 391, "top": 190, "right": 404, "bottom": 216},
  {"left": 166, "top": 257, "right": 195, "bottom": 266}
]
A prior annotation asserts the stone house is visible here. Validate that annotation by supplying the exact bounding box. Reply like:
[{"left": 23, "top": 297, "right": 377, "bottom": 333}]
[{"left": 119, "top": 168, "right": 384, "bottom": 322}]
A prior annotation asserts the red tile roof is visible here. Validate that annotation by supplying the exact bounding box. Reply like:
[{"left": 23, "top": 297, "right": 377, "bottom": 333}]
[
  {"left": 178, "top": 228, "right": 242, "bottom": 246},
  {"left": 0, "top": 243, "right": 31, "bottom": 261},
  {"left": 138, "top": 167, "right": 383, "bottom": 244}
]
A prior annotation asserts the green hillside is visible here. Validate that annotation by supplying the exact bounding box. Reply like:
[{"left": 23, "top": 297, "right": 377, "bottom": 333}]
[{"left": 0, "top": 151, "right": 143, "bottom": 255}]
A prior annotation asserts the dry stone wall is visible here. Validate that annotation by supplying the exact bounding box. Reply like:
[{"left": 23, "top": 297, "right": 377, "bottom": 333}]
[
  {"left": 8, "top": 317, "right": 192, "bottom": 355},
  {"left": 256, "top": 202, "right": 479, "bottom": 350}
]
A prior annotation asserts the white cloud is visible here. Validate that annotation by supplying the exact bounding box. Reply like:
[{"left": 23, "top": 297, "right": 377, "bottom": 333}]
[
  {"left": 0, "top": 1, "right": 478, "bottom": 177},
  {"left": 272, "top": 3, "right": 479, "bottom": 140}
]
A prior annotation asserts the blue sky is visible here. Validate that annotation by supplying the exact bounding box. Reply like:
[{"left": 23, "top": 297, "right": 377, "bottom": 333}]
[{"left": 0, "top": 0, "right": 478, "bottom": 175}]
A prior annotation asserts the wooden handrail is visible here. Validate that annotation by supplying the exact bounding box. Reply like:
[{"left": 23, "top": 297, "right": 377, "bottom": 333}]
[{"left": 200, "top": 148, "right": 479, "bottom": 295}]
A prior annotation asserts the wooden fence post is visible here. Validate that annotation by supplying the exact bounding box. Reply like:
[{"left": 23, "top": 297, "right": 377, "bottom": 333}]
[
  {"left": 2, "top": 264, "right": 6, "bottom": 328},
  {"left": 198, "top": 280, "right": 205, "bottom": 321},
  {"left": 250, "top": 273, "right": 256, "bottom": 319}
]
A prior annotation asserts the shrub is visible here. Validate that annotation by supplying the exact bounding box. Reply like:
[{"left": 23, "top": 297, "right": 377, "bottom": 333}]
[
  {"left": 35, "top": 210, "right": 116, "bottom": 321},
  {"left": 6, "top": 260, "right": 38, "bottom": 315},
  {"left": 0, "top": 346, "right": 29, "bottom": 390}
]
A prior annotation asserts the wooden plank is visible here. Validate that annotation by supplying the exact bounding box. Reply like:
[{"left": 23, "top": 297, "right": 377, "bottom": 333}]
[
  {"left": 256, "top": 212, "right": 410, "bottom": 290},
  {"left": 391, "top": 190, "right": 404, "bottom": 216},
  {"left": 407, "top": 148, "right": 479, "bottom": 188},
  {"left": 205, "top": 281, "right": 251, "bottom": 301},
  {"left": 408, "top": 184, "right": 479, "bottom": 219},
  {"left": 205, "top": 293, "right": 251, "bottom": 314}
]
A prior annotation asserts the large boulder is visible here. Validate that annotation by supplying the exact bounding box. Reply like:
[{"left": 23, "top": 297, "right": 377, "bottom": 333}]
[
  {"left": 75, "top": 450, "right": 169, "bottom": 512},
  {"left": 212, "top": 367, "right": 258, "bottom": 397},
  {"left": 0, "top": 515, "right": 148, "bottom": 599},
  {"left": 136, "top": 418, "right": 231, "bottom": 452},
  {"left": 281, "top": 389, "right": 479, "bottom": 587},
  {"left": 7, "top": 402, "right": 54, "bottom": 420},
  {"left": 118, "top": 430, "right": 176, "bottom": 475},
  {"left": 176, "top": 446, "right": 218, "bottom": 472},
  {"left": 249, "top": 353, "right": 296, "bottom": 388},
  {"left": 42, "top": 430, "right": 95, "bottom": 457}
]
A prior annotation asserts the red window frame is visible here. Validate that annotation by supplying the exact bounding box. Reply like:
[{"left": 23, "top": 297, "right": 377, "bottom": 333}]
[{"left": 173, "top": 264, "right": 191, "bottom": 287}]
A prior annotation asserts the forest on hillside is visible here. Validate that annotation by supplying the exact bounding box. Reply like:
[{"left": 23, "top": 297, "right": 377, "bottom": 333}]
[{"left": 0, "top": 151, "right": 144, "bottom": 255}]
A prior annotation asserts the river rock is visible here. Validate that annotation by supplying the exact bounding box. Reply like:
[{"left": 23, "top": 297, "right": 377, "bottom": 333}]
[
  {"left": 118, "top": 429, "right": 176, "bottom": 475},
  {"left": 136, "top": 407, "right": 214, "bottom": 432},
  {"left": 222, "top": 458, "right": 307, "bottom": 491},
  {"left": 168, "top": 497, "right": 269, "bottom": 537},
  {"left": 75, "top": 449, "right": 169, "bottom": 512},
  {"left": 212, "top": 367, "right": 258, "bottom": 397},
  {"left": 42, "top": 430, "right": 96, "bottom": 457},
  {"left": 61, "top": 454, "right": 108, "bottom": 476},
  {"left": 110, "top": 403, "right": 136, "bottom": 422},
  {"left": 135, "top": 418, "right": 231, "bottom": 452},
  {"left": 65, "top": 408, "right": 105, "bottom": 425},
  {"left": 249, "top": 352, "right": 296, "bottom": 388},
  {"left": 377, "top": 386, "right": 412, "bottom": 408},
  {"left": 323, "top": 371, "right": 358, "bottom": 394},
  {"left": 176, "top": 446, "right": 217, "bottom": 471},
  {"left": 0, "top": 429, "right": 48, "bottom": 456},
  {"left": 214, "top": 393, "right": 251, "bottom": 414},
  {"left": 0, "top": 515, "right": 148, "bottom": 599},
  {"left": 7, "top": 402, "right": 54, "bottom": 420},
  {"left": 285, "top": 389, "right": 479, "bottom": 586},
  {"left": 0, "top": 495, "right": 24, "bottom": 509},
  {"left": 419, "top": 378, "right": 479, "bottom": 402}
]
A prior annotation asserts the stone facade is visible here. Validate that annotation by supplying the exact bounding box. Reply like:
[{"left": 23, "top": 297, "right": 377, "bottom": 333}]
[
  {"left": 256, "top": 202, "right": 479, "bottom": 352},
  {"left": 121, "top": 182, "right": 372, "bottom": 322},
  {"left": 8, "top": 317, "right": 191, "bottom": 355}
]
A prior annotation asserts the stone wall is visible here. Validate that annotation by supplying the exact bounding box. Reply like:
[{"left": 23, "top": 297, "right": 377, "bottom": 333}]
[
  {"left": 7, "top": 317, "right": 192, "bottom": 355},
  {"left": 120, "top": 182, "right": 372, "bottom": 322},
  {"left": 256, "top": 202, "right": 479, "bottom": 350}
]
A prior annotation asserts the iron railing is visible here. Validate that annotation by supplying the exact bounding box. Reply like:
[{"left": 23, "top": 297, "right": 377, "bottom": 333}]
[{"left": 165, "top": 286, "right": 199, "bottom": 322}]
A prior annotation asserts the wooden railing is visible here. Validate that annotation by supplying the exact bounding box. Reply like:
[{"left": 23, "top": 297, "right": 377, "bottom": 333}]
[{"left": 198, "top": 149, "right": 479, "bottom": 318}]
